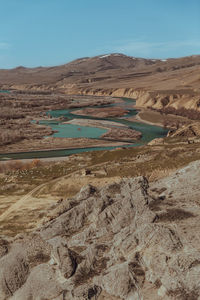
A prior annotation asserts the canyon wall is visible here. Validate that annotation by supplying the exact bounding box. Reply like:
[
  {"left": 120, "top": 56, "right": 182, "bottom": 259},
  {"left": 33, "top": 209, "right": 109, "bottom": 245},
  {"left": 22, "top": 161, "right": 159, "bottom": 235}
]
[
  {"left": 64, "top": 86, "right": 200, "bottom": 112},
  {"left": 4, "top": 82, "right": 200, "bottom": 113}
]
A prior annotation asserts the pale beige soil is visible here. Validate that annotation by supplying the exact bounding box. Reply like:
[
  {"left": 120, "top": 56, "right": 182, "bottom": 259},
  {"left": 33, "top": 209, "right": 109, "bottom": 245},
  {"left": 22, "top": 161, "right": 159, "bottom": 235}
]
[
  {"left": 65, "top": 118, "right": 127, "bottom": 129},
  {"left": 0, "top": 195, "right": 21, "bottom": 216}
]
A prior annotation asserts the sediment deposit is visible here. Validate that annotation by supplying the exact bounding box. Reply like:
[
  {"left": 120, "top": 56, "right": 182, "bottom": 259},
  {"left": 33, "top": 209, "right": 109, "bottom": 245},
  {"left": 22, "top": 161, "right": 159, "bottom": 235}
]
[
  {"left": 101, "top": 127, "right": 142, "bottom": 141},
  {"left": 73, "top": 106, "right": 129, "bottom": 118},
  {"left": 65, "top": 119, "right": 142, "bottom": 142}
]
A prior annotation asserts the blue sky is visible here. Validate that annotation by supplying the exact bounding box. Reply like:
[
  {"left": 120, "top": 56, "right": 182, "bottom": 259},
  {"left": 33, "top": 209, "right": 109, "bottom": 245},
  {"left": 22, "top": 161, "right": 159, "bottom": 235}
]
[{"left": 0, "top": 0, "right": 200, "bottom": 68}]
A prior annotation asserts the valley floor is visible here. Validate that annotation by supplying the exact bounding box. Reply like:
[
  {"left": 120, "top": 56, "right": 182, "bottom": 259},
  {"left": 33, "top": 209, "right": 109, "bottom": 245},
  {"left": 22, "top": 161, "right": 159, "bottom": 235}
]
[{"left": 133, "top": 107, "right": 192, "bottom": 127}]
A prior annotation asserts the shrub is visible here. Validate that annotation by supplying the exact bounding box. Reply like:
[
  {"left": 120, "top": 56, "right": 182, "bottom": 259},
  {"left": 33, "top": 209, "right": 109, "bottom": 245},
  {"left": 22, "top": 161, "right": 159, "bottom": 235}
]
[{"left": 158, "top": 107, "right": 200, "bottom": 120}]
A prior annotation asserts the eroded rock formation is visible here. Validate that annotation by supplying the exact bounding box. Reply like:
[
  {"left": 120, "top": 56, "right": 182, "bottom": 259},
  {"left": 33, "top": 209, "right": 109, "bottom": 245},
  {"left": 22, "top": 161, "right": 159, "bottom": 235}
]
[{"left": 0, "top": 160, "right": 200, "bottom": 299}]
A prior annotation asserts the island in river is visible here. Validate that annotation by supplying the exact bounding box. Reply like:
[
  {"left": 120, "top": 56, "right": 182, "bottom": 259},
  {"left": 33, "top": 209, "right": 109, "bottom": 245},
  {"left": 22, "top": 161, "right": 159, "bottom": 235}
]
[
  {"left": 72, "top": 106, "right": 129, "bottom": 118},
  {"left": 65, "top": 118, "right": 142, "bottom": 141},
  {"left": 0, "top": 93, "right": 168, "bottom": 160}
]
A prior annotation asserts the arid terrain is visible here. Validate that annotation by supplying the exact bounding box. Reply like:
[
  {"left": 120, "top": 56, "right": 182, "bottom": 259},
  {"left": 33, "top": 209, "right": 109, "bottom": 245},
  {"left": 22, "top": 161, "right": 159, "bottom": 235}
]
[
  {"left": 0, "top": 150, "right": 200, "bottom": 299},
  {"left": 1, "top": 53, "right": 200, "bottom": 114},
  {"left": 0, "top": 53, "right": 200, "bottom": 299},
  {"left": 1, "top": 53, "right": 200, "bottom": 153},
  {"left": 0, "top": 92, "right": 132, "bottom": 153}
]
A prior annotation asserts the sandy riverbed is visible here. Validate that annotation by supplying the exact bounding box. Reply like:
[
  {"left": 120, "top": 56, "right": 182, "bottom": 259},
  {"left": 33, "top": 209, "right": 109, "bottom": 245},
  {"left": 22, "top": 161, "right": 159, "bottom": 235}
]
[{"left": 64, "top": 118, "right": 127, "bottom": 129}]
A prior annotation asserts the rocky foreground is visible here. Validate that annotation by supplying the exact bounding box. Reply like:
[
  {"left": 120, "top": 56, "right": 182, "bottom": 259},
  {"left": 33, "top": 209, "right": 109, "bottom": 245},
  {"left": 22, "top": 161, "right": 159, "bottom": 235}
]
[{"left": 0, "top": 160, "right": 200, "bottom": 299}]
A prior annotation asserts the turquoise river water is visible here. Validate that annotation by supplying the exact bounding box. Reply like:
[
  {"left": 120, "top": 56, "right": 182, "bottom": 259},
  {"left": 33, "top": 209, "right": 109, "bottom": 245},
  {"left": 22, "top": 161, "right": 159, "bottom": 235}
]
[{"left": 0, "top": 98, "right": 168, "bottom": 160}]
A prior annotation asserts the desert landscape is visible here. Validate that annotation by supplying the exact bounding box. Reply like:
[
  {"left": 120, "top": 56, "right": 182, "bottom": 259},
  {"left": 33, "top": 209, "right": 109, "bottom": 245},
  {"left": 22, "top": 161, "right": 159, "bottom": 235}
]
[
  {"left": 0, "top": 52, "right": 200, "bottom": 299},
  {"left": 0, "top": 54, "right": 200, "bottom": 300},
  {"left": 1, "top": 53, "right": 200, "bottom": 157},
  {"left": 1, "top": 0, "right": 200, "bottom": 296}
]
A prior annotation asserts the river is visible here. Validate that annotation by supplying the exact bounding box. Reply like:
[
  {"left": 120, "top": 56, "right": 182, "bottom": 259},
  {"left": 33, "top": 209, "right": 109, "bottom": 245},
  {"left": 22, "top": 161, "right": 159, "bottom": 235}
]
[{"left": 0, "top": 98, "right": 168, "bottom": 160}]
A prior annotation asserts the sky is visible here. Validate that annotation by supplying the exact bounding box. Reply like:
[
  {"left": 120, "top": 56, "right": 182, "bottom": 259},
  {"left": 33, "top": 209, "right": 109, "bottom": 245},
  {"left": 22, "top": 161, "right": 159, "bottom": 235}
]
[{"left": 0, "top": 0, "right": 200, "bottom": 68}]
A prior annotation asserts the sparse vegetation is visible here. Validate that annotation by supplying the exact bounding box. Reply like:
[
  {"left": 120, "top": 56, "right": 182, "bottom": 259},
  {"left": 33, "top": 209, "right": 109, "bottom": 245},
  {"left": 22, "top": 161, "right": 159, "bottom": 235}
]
[
  {"left": 0, "top": 159, "right": 42, "bottom": 173},
  {"left": 0, "top": 92, "right": 70, "bottom": 147},
  {"left": 0, "top": 92, "right": 120, "bottom": 151},
  {"left": 156, "top": 208, "right": 195, "bottom": 222},
  {"left": 157, "top": 106, "right": 200, "bottom": 121},
  {"left": 0, "top": 129, "right": 24, "bottom": 146},
  {"left": 0, "top": 107, "right": 25, "bottom": 120}
]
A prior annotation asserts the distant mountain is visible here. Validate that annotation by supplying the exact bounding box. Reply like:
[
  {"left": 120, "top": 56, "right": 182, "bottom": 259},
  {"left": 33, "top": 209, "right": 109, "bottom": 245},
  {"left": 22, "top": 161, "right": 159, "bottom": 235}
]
[
  {"left": 0, "top": 53, "right": 199, "bottom": 86},
  {"left": 0, "top": 53, "right": 200, "bottom": 111}
]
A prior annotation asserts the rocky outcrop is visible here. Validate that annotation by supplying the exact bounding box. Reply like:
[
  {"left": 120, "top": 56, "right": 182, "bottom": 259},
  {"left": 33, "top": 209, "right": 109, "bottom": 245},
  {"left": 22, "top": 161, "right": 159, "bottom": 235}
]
[
  {"left": 168, "top": 122, "right": 200, "bottom": 138},
  {"left": 0, "top": 160, "right": 200, "bottom": 299},
  {"left": 136, "top": 91, "right": 200, "bottom": 112},
  {"left": 67, "top": 87, "right": 200, "bottom": 113},
  {"left": 148, "top": 137, "right": 165, "bottom": 145}
]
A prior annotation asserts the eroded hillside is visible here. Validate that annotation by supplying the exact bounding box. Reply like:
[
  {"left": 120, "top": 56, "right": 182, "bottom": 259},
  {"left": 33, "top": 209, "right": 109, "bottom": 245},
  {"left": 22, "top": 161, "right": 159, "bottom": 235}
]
[{"left": 1, "top": 54, "right": 200, "bottom": 113}]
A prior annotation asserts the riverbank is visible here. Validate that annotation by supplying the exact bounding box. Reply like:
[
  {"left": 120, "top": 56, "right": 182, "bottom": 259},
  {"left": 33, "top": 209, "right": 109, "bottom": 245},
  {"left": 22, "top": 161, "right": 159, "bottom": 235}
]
[
  {"left": 65, "top": 118, "right": 142, "bottom": 142},
  {"left": 73, "top": 106, "right": 129, "bottom": 118},
  {"left": 68, "top": 104, "right": 169, "bottom": 129},
  {"left": 130, "top": 107, "right": 192, "bottom": 128},
  {"left": 0, "top": 137, "right": 131, "bottom": 155},
  {"left": 0, "top": 96, "right": 168, "bottom": 160},
  {"left": 0, "top": 92, "right": 119, "bottom": 150},
  {"left": 64, "top": 118, "right": 127, "bottom": 129},
  {"left": 134, "top": 107, "right": 164, "bottom": 127}
]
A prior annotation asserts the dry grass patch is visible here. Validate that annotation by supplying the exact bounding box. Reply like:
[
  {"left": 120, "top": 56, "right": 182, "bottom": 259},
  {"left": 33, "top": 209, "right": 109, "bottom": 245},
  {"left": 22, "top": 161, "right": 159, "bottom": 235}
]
[{"left": 148, "top": 167, "right": 175, "bottom": 181}]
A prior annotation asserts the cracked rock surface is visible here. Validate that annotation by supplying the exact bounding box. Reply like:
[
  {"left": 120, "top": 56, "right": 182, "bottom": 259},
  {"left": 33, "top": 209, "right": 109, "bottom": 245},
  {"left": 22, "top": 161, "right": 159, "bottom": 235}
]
[{"left": 0, "top": 161, "right": 200, "bottom": 299}]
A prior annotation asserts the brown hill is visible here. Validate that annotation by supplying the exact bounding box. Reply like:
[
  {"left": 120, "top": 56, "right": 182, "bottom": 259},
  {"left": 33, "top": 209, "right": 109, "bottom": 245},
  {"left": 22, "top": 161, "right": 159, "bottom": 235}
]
[{"left": 0, "top": 53, "right": 200, "bottom": 111}]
